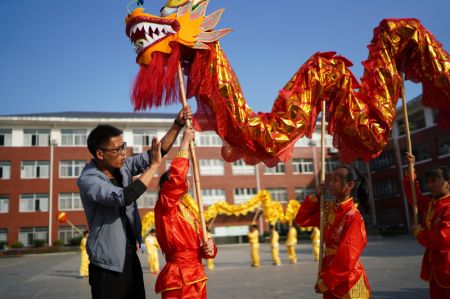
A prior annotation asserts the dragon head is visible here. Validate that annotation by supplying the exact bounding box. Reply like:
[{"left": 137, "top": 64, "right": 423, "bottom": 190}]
[{"left": 125, "top": 0, "right": 232, "bottom": 65}]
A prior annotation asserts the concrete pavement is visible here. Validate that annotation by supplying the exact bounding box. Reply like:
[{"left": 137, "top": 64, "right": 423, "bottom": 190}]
[{"left": 0, "top": 235, "right": 429, "bottom": 299}]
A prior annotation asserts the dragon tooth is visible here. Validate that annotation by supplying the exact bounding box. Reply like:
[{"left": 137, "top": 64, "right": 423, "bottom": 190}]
[
  {"left": 137, "top": 23, "right": 145, "bottom": 31},
  {"left": 165, "top": 26, "right": 175, "bottom": 34},
  {"left": 143, "top": 23, "right": 151, "bottom": 34},
  {"left": 149, "top": 23, "right": 156, "bottom": 33},
  {"left": 145, "top": 33, "right": 154, "bottom": 44}
]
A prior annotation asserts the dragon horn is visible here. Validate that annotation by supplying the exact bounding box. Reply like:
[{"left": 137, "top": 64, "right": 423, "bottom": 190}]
[
  {"left": 197, "top": 28, "right": 233, "bottom": 43},
  {"left": 201, "top": 8, "right": 225, "bottom": 31}
]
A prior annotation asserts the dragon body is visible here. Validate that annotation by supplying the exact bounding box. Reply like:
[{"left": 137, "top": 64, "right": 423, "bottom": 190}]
[{"left": 126, "top": 0, "right": 450, "bottom": 166}]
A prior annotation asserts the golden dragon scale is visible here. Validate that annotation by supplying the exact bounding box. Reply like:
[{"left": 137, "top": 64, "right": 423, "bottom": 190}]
[{"left": 126, "top": 1, "right": 450, "bottom": 166}]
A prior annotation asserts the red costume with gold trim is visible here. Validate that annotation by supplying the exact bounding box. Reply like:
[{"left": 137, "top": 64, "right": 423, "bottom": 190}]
[
  {"left": 296, "top": 196, "right": 370, "bottom": 299},
  {"left": 403, "top": 177, "right": 450, "bottom": 297},
  {"left": 155, "top": 157, "right": 217, "bottom": 298}
]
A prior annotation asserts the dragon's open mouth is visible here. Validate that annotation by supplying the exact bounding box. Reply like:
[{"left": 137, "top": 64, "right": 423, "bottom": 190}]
[{"left": 126, "top": 16, "right": 179, "bottom": 56}]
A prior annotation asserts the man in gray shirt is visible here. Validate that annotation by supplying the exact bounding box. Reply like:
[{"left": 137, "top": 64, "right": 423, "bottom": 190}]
[{"left": 77, "top": 106, "right": 191, "bottom": 299}]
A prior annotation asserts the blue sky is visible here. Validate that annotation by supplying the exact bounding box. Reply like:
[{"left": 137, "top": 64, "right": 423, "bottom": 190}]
[{"left": 0, "top": 0, "right": 449, "bottom": 115}]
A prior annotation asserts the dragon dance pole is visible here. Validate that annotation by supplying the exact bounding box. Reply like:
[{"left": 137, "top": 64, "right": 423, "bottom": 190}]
[
  {"left": 318, "top": 100, "right": 326, "bottom": 274},
  {"left": 251, "top": 207, "right": 261, "bottom": 224},
  {"left": 177, "top": 63, "right": 208, "bottom": 243},
  {"left": 400, "top": 78, "right": 418, "bottom": 225}
]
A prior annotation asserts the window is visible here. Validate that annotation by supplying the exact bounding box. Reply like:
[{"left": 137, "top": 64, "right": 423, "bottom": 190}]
[
  {"left": 59, "top": 160, "right": 85, "bottom": 178},
  {"left": 19, "top": 227, "right": 48, "bottom": 247},
  {"left": 58, "top": 226, "right": 84, "bottom": 245},
  {"left": 0, "top": 195, "right": 9, "bottom": 213},
  {"left": 432, "top": 109, "right": 438, "bottom": 124},
  {"left": 295, "top": 137, "right": 311, "bottom": 147},
  {"left": 0, "top": 229, "right": 7, "bottom": 243},
  {"left": 59, "top": 193, "right": 83, "bottom": 211},
  {"left": 232, "top": 160, "right": 255, "bottom": 175},
  {"left": 199, "top": 159, "right": 224, "bottom": 176},
  {"left": 21, "top": 161, "right": 49, "bottom": 178},
  {"left": 402, "top": 144, "right": 432, "bottom": 164},
  {"left": 295, "top": 187, "right": 316, "bottom": 201},
  {"left": 19, "top": 194, "right": 48, "bottom": 212},
  {"left": 23, "top": 129, "right": 50, "bottom": 146},
  {"left": 351, "top": 160, "right": 367, "bottom": 173},
  {"left": 233, "top": 188, "right": 257, "bottom": 204},
  {"left": 133, "top": 129, "right": 157, "bottom": 146},
  {"left": 197, "top": 132, "right": 221, "bottom": 147},
  {"left": 292, "top": 158, "right": 314, "bottom": 173},
  {"left": 264, "top": 163, "right": 285, "bottom": 175},
  {"left": 326, "top": 158, "right": 341, "bottom": 173},
  {"left": 373, "top": 179, "right": 398, "bottom": 198},
  {"left": 325, "top": 135, "right": 334, "bottom": 147},
  {"left": 202, "top": 189, "right": 226, "bottom": 205},
  {"left": 137, "top": 191, "right": 158, "bottom": 208},
  {"left": 397, "top": 110, "right": 426, "bottom": 135},
  {"left": 267, "top": 188, "right": 288, "bottom": 202},
  {"left": 0, "top": 161, "right": 11, "bottom": 179},
  {"left": 438, "top": 135, "right": 450, "bottom": 157},
  {"left": 370, "top": 150, "right": 394, "bottom": 170},
  {"left": 0, "top": 129, "right": 12, "bottom": 146},
  {"left": 61, "top": 129, "right": 87, "bottom": 146}
]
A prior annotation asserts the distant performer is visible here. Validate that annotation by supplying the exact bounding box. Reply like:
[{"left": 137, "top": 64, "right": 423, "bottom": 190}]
[
  {"left": 311, "top": 227, "right": 321, "bottom": 262},
  {"left": 247, "top": 224, "right": 260, "bottom": 267},
  {"left": 296, "top": 165, "right": 371, "bottom": 298},
  {"left": 206, "top": 227, "right": 215, "bottom": 270},
  {"left": 270, "top": 224, "right": 282, "bottom": 266},
  {"left": 145, "top": 228, "right": 160, "bottom": 275},
  {"left": 79, "top": 230, "right": 89, "bottom": 278},
  {"left": 286, "top": 225, "right": 298, "bottom": 264},
  {"left": 404, "top": 153, "right": 450, "bottom": 299}
]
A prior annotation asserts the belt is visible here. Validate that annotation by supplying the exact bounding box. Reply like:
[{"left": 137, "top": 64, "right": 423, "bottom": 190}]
[{"left": 166, "top": 250, "right": 201, "bottom": 264}]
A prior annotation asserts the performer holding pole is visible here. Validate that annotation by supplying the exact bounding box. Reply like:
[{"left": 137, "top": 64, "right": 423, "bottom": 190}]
[
  {"left": 296, "top": 165, "right": 371, "bottom": 298},
  {"left": 154, "top": 127, "right": 217, "bottom": 298},
  {"left": 404, "top": 154, "right": 450, "bottom": 299}
]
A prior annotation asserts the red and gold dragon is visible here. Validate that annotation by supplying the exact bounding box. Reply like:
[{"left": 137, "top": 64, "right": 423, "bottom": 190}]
[{"left": 125, "top": 0, "right": 450, "bottom": 166}]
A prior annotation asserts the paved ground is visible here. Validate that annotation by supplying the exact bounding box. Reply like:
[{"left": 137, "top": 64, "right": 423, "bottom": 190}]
[{"left": 0, "top": 235, "right": 429, "bottom": 299}]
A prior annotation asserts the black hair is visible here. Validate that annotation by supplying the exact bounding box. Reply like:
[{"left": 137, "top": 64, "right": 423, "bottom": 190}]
[
  {"left": 87, "top": 125, "right": 123, "bottom": 157},
  {"left": 150, "top": 228, "right": 156, "bottom": 234},
  {"left": 336, "top": 165, "right": 370, "bottom": 213},
  {"left": 425, "top": 166, "right": 450, "bottom": 181},
  {"left": 83, "top": 230, "right": 89, "bottom": 236},
  {"left": 159, "top": 170, "right": 170, "bottom": 188}
]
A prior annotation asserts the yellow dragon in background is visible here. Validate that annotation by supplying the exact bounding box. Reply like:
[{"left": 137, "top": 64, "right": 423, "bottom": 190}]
[
  {"left": 141, "top": 190, "right": 302, "bottom": 236},
  {"left": 125, "top": 0, "right": 450, "bottom": 166}
]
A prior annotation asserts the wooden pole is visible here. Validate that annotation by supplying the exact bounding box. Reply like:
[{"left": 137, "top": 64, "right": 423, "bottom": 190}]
[
  {"left": 318, "top": 100, "right": 326, "bottom": 274},
  {"left": 177, "top": 63, "right": 208, "bottom": 243},
  {"left": 66, "top": 219, "right": 83, "bottom": 236},
  {"left": 252, "top": 207, "right": 261, "bottom": 224},
  {"left": 208, "top": 216, "right": 217, "bottom": 230},
  {"left": 400, "top": 80, "right": 418, "bottom": 225}
]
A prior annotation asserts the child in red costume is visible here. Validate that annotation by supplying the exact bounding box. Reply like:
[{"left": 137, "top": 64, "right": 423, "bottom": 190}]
[
  {"left": 296, "top": 165, "right": 370, "bottom": 299},
  {"left": 154, "top": 127, "right": 217, "bottom": 299},
  {"left": 404, "top": 153, "right": 450, "bottom": 299}
]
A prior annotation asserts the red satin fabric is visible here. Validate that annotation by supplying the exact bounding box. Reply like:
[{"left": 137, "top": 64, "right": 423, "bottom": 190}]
[
  {"left": 403, "top": 177, "right": 450, "bottom": 288},
  {"left": 155, "top": 158, "right": 217, "bottom": 295},
  {"left": 296, "top": 196, "right": 370, "bottom": 298}
]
